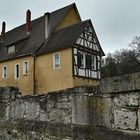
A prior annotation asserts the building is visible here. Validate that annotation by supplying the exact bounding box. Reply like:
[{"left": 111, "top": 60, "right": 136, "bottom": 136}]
[{"left": 0, "top": 3, "right": 105, "bottom": 95}]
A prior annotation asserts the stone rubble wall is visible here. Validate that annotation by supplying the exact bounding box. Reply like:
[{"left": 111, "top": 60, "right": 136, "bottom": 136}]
[
  {"left": 4, "top": 86, "right": 96, "bottom": 125},
  {"left": 0, "top": 72, "right": 140, "bottom": 139},
  {"left": 0, "top": 86, "right": 97, "bottom": 139}
]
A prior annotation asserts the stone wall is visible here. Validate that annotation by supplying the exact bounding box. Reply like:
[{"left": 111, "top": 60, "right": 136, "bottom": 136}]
[
  {"left": 4, "top": 86, "right": 96, "bottom": 125},
  {"left": 1, "top": 72, "right": 140, "bottom": 139},
  {"left": 0, "top": 86, "right": 97, "bottom": 139},
  {"left": 99, "top": 72, "right": 140, "bottom": 130}
]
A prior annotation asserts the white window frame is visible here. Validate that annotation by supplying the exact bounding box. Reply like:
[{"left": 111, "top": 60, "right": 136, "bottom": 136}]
[
  {"left": 53, "top": 52, "right": 60, "bottom": 70},
  {"left": 23, "top": 61, "right": 29, "bottom": 75},
  {"left": 7, "top": 45, "right": 15, "bottom": 53},
  {"left": 97, "top": 56, "right": 101, "bottom": 70},
  {"left": 15, "top": 63, "right": 20, "bottom": 79},
  {"left": 78, "top": 51, "right": 86, "bottom": 68},
  {"left": 2, "top": 65, "right": 7, "bottom": 79}
]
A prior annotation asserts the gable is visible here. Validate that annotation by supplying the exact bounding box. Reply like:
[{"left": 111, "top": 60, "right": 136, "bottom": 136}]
[
  {"left": 49, "top": 3, "right": 76, "bottom": 33},
  {"left": 75, "top": 23, "right": 104, "bottom": 56},
  {"left": 37, "top": 20, "right": 89, "bottom": 56},
  {"left": 56, "top": 7, "right": 81, "bottom": 31}
]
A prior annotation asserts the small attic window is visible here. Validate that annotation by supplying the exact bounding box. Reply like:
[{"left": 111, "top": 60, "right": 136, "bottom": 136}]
[{"left": 7, "top": 45, "right": 15, "bottom": 53}]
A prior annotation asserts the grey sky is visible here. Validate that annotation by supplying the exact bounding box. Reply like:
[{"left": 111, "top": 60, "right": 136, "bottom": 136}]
[{"left": 0, "top": 0, "right": 140, "bottom": 54}]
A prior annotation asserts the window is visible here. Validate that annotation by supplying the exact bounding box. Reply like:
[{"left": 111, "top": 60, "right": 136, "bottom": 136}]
[
  {"left": 77, "top": 52, "right": 86, "bottom": 68},
  {"left": 7, "top": 45, "right": 15, "bottom": 53},
  {"left": 77, "top": 52, "right": 97, "bottom": 70},
  {"left": 53, "top": 53, "right": 60, "bottom": 69},
  {"left": 91, "top": 55, "right": 96, "bottom": 70},
  {"left": 23, "top": 61, "right": 29, "bottom": 75},
  {"left": 2, "top": 65, "right": 7, "bottom": 79},
  {"left": 15, "top": 64, "right": 20, "bottom": 79},
  {"left": 97, "top": 56, "right": 101, "bottom": 70},
  {"left": 86, "top": 54, "right": 91, "bottom": 69}
]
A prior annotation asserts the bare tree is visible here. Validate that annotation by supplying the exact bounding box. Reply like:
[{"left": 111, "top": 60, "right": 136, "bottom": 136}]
[
  {"left": 101, "top": 36, "right": 140, "bottom": 78},
  {"left": 130, "top": 36, "right": 140, "bottom": 51},
  {"left": 129, "top": 36, "right": 140, "bottom": 63}
]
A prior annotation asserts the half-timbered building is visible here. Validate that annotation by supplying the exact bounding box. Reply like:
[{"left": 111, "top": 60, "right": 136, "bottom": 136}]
[
  {"left": 73, "top": 21, "right": 104, "bottom": 79},
  {"left": 0, "top": 3, "right": 105, "bottom": 95}
]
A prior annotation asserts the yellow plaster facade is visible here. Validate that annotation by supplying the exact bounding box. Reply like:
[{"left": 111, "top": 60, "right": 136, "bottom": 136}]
[
  {"left": 35, "top": 47, "right": 98, "bottom": 94},
  {"left": 35, "top": 48, "right": 73, "bottom": 94},
  {"left": 56, "top": 8, "right": 80, "bottom": 31},
  {"left": 0, "top": 56, "right": 34, "bottom": 96},
  {"left": 0, "top": 47, "right": 98, "bottom": 95}
]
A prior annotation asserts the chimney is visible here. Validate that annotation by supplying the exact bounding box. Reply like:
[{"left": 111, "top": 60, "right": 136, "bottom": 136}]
[
  {"left": 45, "top": 12, "right": 50, "bottom": 39},
  {"left": 0, "top": 21, "right": 6, "bottom": 43},
  {"left": 1, "top": 21, "right": 6, "bottom": 37},
  {"left": 26, "top": 10, "right": 31, "bottom": 34}
]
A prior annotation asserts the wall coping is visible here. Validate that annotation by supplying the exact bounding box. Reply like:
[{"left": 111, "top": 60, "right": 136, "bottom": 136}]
[{"left": 100, "top": 72, "right": 140, "bottom": 94}]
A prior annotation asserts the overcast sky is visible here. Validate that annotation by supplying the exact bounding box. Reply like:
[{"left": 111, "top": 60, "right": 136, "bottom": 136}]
[{"left": 0, "top": 0, "right": 140, "bottom": 54}]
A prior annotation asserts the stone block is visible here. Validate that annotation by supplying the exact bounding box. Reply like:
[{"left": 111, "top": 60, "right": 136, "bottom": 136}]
[
  {"left": 100, "top": 72, "right": 140, "bottom": 93},
  {"left": 114, "top": 94, "right": 139, "bottom": 108},
  {"left": 48, "top": 109, "right": 71, "bottom": 124},
  {"left": 39, "top": 110, "right": 48, "bottom": 121},
  {"left": 57, "top": 102, "right": 71, "bottom": 109},
  {"left": 23, "top": 102, "right": 40, "bottom": 120},
  {"left": 114, "top": 108, "right": 137, "bottom": 130},
  {"left": 72, "top": 95, "right": 89, "bottom": 125},
  {"left": 91, "top": 96, "right": 113, "bottom": 128}
]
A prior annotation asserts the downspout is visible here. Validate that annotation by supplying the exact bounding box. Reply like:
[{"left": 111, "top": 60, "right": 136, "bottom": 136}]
[
  {"left": 32, "top": 53, "right": 36, "bottom": 95},
  {"left": 31, "top": 39, "right": 47, "bottom": 95},
  {"left": 31, "top": 12, "right": 50, "bottom": 95}
]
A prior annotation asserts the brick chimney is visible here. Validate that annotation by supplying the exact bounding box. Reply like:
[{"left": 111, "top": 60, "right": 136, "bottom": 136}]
[
  {"left": 26, "top": 10, "right": 31, "bottom": 34},
  {"left": 1, "top": 21, "right": 6, "bottom": 37},
  {"left": 0, "top": 21, "right": 6, "bottom": 43}
]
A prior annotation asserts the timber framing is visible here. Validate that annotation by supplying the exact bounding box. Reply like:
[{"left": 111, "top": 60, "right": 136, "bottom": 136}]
[{"left": 72, "top": 24, "right": 102, "bottom": 80}]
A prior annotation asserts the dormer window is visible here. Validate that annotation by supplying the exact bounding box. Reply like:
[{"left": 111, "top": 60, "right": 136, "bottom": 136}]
[{"left": 7, "top": 45, "right": 15, "bottom": 53}]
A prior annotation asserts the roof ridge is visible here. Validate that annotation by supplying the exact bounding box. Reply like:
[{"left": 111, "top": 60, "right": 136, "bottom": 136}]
[{"left": 5, "top": 3, "right": 76, "bottom": 34}]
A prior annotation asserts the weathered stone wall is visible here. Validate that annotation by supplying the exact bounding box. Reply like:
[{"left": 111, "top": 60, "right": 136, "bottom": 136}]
[
  {"left": 90, "top": 91, "right": 140, "bottom": 130},
  {"left": 100, "top": 72, "right": 140, "bottom": 93},
  {"left": 4, "top": 86, "right": 96, "bottom": 125},
  {"left": 1, "top": 72, "right": 140, "bottom": 139},
  {"left": 99, "top": 72, "right": 140, "bottom": 130},
  {"left": 0, "top": 86, "right": 97, "bottom": 139}
]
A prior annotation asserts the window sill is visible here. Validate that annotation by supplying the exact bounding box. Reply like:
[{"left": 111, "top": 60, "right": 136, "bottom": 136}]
[
  {"left": 2, "top": 78, "right": 7, "bottom": 79},
  {"left": 23, "top": 74, "right": 29, "bottom": 76},
  {"left": 15, "top": 78, "right": 20, "bottom": 80},
  {"left": 53, "top": 66, "right": 60, "bottom": 70}
]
